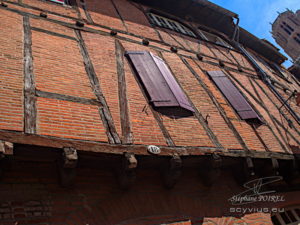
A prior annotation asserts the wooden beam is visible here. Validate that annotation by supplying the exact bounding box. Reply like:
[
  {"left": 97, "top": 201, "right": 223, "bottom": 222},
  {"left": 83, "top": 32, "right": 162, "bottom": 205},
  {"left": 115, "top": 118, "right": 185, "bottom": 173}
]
[
  {"left": 75, "top": 30, "right": 121, "bottom": 144},
  {"left": 0, "top": 129, "right": 294, "bottom": 159},
  {"left": 31, "top": 27, "right": 77, "bottom": 41},
  {"left": 110, "top": 0, "right": 128, "bottom": 32},
  {"left": 23, "top": 16, "right": 37, "bottom": 134},
  {"left": 78, "top": 0, "right": 93, "bottom": 23},
  {"left": 115, "top": 40, "right": 132, "bottom": 144},
  {"left": 36, "top": 90, "right": 101, "bottom": 106}
]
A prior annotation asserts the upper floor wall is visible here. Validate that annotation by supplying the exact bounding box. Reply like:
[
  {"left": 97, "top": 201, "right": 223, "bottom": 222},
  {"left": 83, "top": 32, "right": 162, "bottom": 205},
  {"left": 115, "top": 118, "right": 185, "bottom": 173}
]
[{"left": 0, "top": 0, "right": 299, "bottom": 158}]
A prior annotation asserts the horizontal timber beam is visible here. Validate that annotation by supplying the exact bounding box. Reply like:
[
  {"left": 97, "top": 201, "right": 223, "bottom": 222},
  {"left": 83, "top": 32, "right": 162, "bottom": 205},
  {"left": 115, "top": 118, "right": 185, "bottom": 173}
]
[{"left": 0, "top": 129, "right": 294, "bottom": 160}]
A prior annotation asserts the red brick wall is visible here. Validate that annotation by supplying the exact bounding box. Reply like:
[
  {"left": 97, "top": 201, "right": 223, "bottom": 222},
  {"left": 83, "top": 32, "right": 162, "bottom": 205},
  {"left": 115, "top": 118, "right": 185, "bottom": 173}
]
[
  {"left": 0, "top": 10, "right": 24, "bottom": 132},
  {"left": 37, "top": 97, "right": 108, "bottom": 141},
  {"left": 0, "top": 0, "right": 299, "bottom": 159}
]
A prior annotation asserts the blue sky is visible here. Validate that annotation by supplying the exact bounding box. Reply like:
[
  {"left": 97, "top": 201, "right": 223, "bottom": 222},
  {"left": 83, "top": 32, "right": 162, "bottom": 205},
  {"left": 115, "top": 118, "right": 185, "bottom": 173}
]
[{"left": 209, "top": 0, "right": 299, "bottom": 67}]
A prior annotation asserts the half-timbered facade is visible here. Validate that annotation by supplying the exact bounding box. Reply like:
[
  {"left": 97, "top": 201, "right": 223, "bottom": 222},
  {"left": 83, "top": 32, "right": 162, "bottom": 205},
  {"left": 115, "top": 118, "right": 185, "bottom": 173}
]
[{"left": 0, "top": 0, "right": 300, "bottom": 224}]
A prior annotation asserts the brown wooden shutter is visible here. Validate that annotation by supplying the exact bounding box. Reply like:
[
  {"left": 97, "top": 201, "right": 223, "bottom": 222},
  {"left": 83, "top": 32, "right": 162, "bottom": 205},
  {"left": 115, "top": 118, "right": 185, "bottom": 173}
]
[
  {"left": 207, "top": 71, "right": 259, "bottom": 120},
  {"left": 125, "top": 51, "right": 194, "bottom": 116},
  {"left": 150, "top": 53, "right": 194, "bottom": 112}
]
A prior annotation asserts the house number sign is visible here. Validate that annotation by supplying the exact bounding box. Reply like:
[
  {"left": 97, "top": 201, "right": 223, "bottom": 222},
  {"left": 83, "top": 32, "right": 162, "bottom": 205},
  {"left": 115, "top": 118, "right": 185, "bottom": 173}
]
[{"left": 147, "top": 145, "right": 161, "bottom": 154}]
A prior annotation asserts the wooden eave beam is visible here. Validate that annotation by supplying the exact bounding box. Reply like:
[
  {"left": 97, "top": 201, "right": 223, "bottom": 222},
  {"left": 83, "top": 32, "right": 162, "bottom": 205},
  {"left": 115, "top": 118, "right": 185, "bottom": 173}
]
[{"left": 0, "top": 129, "right": 294, "bottom": 161}]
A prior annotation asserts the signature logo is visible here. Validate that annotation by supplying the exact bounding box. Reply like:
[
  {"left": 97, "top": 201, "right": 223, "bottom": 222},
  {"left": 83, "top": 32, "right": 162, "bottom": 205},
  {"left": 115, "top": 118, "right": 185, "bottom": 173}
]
[{"left": 229, "top": 176, "right": 285, "bottom": 205}]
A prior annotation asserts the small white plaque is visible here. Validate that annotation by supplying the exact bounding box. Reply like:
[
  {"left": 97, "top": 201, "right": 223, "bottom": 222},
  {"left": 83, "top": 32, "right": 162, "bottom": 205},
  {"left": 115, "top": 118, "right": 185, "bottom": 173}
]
[{"left": 147, "top": 145, "right": 161, "bottom": 155}]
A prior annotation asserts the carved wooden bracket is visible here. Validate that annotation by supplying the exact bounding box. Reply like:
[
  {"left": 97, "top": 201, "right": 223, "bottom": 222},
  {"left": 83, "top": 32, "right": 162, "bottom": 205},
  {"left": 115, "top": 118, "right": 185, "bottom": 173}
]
[
  {"left": 62, "top": 147, "right": 78, "bottom": 168},
  {"left": 58, "top": 147, "right": 78, "bottom": 188},
  {"left": 200, "top": 153, "right": 222, "bottom": 187},
  {"left": 162, "top": 154, "right": 182, "bottom": 189},
  {"left": 0, "top": 141, "right": 13, "bottom": 159},
  {"left": 0, "top": 141, "right": 13, "bottom": 181},
  {"left": 116, "top": 153, "right": 137, "bottom": 190},
  {"left": 233, "top": 157, "right": 255, "bottom": 185},
  {"left": 246, "top": 157, "right": 255, "bottom": 176},
  {"left": 271, "top": 158, "right": 280, "bottom": 175}
]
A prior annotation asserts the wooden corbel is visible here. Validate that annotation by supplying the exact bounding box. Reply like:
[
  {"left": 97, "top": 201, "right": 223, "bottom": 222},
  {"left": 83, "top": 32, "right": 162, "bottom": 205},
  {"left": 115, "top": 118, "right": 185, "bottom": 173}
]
[
  {"left": 0, "top": 141, "right": 13, "bottom": 159},
  {"left": 117, "top": 152, "right": 137, "bottom": 190},
  {"left": 200, "top": 153, "right": 222, "bottom": 187},
  {"left": 0, "top": 141, "right": 13, "bottom": 180},
  {"left": 58, "top": 147, "right": 78, "bottom": 187},
  {"left": 162, "top": 154, "right": 182, "bottom": 189},
  {"left": 271, "top": 158, "right": 280, "bottom": 176},
  {"left": 233, "top": 157, "right": 255, "bottom": 185}
]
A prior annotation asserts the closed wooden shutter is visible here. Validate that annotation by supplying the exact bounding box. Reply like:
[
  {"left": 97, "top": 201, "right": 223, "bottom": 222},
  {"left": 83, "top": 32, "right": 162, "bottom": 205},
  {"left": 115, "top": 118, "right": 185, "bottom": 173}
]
[
  {"left": 125, "top": 51, "right": 194, "bottom": 116},
  {"left": 207, "top": 71, "right": 259, "bottom": 120},
  {"left": 150, "top": 53, "right": 194, "bottom": 112}
]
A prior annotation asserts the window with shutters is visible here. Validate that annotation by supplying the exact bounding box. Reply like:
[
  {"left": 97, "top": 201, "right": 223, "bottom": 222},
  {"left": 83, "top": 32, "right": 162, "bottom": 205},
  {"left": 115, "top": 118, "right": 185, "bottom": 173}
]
[
  {"left": 125, "top": 51, "right": 194, "bottom": 118},
  {"left": 148, "top": 13, "right": 197, "bottom": 38},
  {"left": 207, "top": 71, "right": 261, "bottom": 122}
]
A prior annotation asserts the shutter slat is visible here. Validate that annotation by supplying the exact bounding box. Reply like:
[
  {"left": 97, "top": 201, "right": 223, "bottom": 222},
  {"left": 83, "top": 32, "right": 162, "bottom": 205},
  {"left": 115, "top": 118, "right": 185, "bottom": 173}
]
[{"left": 208, "top": 71, "right": 259, "bottom": 120}]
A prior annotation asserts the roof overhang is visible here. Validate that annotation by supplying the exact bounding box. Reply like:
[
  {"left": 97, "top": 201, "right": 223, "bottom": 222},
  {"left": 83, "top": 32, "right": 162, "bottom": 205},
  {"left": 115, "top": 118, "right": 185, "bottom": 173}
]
[{"left": 132, "top": 0, "right": 287, "bottom": 64}]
